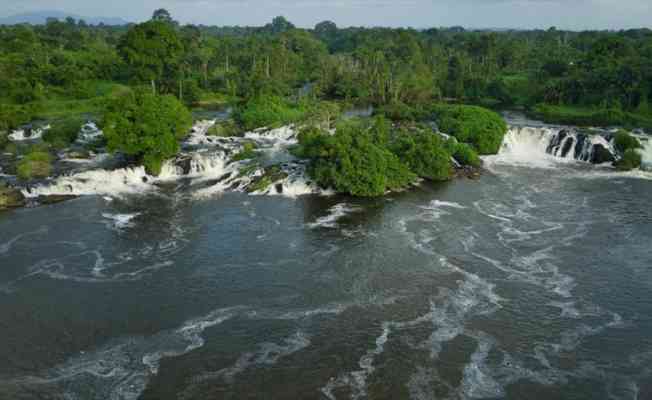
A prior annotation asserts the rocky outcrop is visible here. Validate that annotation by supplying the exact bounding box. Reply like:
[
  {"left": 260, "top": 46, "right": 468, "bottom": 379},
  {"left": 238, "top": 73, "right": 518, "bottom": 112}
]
[{"left": 590, "top": 144, "right": 616, "bottom": 164}]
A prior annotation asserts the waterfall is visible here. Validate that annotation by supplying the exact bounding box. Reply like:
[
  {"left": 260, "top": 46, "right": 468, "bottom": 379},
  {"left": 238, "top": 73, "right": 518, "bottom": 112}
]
[{"left": 488, "top": 125, "right": 618, "bottom": 168}]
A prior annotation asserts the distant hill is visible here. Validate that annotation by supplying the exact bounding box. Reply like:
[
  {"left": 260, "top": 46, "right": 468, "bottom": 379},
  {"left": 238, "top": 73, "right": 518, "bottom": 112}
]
[{"left": 0, "top": 10, "right": 130, "bottom": 26}]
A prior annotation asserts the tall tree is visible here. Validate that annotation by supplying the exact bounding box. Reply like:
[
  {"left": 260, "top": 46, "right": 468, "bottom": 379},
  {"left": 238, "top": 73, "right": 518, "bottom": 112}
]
[{"left": 117, "top": 20, "right": 184, "bottom": 94}]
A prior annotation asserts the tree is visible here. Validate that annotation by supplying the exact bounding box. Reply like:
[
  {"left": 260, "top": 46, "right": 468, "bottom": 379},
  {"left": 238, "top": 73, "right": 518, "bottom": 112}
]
[
  {"left": 117, "top": 20, "right": 184, "bottom": 94},
  {"left": 152, "top": 9, "right": 173, "bottom": 23},
  {"left": 102, "top": 90, "right": 192, "bottom": 175}
]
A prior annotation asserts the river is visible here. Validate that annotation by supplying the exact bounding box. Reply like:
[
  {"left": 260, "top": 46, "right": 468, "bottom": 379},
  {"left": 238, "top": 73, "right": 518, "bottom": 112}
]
[{"left": 1, "top": 120, "right": 651, "bottom": 399}]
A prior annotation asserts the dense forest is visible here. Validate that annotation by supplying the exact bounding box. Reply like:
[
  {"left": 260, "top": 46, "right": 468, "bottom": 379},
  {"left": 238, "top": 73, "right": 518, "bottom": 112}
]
[{"left": 0, "top": 9, "right": 650, "bottom": 196}]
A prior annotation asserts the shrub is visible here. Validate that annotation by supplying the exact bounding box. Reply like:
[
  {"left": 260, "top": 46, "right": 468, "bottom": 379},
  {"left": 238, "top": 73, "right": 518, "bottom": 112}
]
[
  {"left": 17, "top": 150, "right": 52, "bottom": 180},
  {"left": 43, "top": 117, "right": 84, "bottom": 149},
  {"left": 615, "top": 149, "right": 642, "bottom": 171},
  {"left": 296, "top": 118, "right": 416, "bottom": 196},
  {"left": 0, "top": 103, "right": 34, "bottom": 132},
  {"left": 614, "top": 130, "right": 642, "bottom": 153},
  {"left": 235, "top": 95, "right": 307, "bottom": 130},
  {"left": 390, "top": 130, "right": 452, "bottom": 181},
  {"left": 445, "top": 139, "right": 481, "bottom": 167},
  {"left": 103, "top": 90, "right": 192, "bottom": 175},
  {"left": 433, "top": 105, "right": 507, "bottom": 155}
]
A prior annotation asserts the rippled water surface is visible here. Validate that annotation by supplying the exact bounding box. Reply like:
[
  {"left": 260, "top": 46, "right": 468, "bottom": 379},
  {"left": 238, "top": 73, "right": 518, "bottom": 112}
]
[{"left": 1, "top": 153, "right": 652, "bottom": 399}]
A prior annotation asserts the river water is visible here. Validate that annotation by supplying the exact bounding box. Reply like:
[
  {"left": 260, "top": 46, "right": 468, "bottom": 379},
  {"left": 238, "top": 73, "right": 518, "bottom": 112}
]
[{"left": 1, "top": 124, "right": 652, "bottom": 399}]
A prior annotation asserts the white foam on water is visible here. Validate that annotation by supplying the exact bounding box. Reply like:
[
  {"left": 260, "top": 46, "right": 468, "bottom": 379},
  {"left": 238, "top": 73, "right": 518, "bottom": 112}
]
[
  {"left": 197, "top": 330, "right": 310, "bottom": 384},
  {"left": 458, "top": 334, "right": 504, "bottom": 400},
  {"left": 2, "top": 306, "right": 240, "bottom": 400},
  {"left": 102, "top": 213, "right": 140, "bottom": 230},
  {"left": 22, "top": 166, "right": 154, "bottom": 198},
  {"left": 76, "top": 122, "right": 103, "bottom": 144},
  {"left": 483, "top": 126, "right": 570, "bottom": 170},
  {"left": 0, "top": 226, "right": 49, "bottom": 255},
  {"left": 8, "top": 125, "right": 50, "bottom": 141},
  {"left": 308, "top": 203, "right": 361, "bottom": 229},
  {"left": 321, "top": 323, "right": 391, "bottom": 400}
]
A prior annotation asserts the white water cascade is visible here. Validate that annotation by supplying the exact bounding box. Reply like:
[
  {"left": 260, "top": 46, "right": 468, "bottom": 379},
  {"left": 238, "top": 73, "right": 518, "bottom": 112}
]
[{"left": 486, "top": 125, "right": 620, "bottom": 169}]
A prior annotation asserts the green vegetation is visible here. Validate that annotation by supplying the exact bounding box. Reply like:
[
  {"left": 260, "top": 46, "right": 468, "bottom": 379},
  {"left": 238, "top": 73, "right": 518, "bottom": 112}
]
[
  {"left": 235, "top": 95, "right": 308, "bottom": 131},
  {"left": 294, "top": 118, "right": 417, "bottom": 196},
  {"left": 207, "top": 120, "right": 241, "bottom": 137},
  {"left": 43, "top": 117, "right": 84, "bottom": 149},
  {"left": 532, "top": 105, "right": 652, "bottom": 129},
  {"left": 17, "top": 150, "right": 52, "bottom": 180},
  {"left": 615, "top": 149, "right": 643, "bottom": 171},
  {"left": 433, "top": 105, "right": 507, "bottom": 155},
  {"left": 446, "top": 139, "right": 482, "bottom": 167},
  {"left": 614, "top": 130, "right": 642, "bottom": 153},
  {"left": 232, "top": 142, "right": 258, "bottom": 161},
  {"left": 391, "top": 129, "right": 452, "bottom": 181},
  {"left": 102, "top": 90, "right": 192, "bottom": 175}
]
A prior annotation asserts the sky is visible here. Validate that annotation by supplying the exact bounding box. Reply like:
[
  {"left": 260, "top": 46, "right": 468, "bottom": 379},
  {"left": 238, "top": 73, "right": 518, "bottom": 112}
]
[{"left": 1, "top": 0, "right": 651, "bottom": 30}]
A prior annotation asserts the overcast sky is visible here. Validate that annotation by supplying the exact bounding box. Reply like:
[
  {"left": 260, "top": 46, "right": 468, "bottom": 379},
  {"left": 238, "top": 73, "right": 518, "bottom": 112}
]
[{"left": 2, "top": 0, "right": 651, "bottom": 30}]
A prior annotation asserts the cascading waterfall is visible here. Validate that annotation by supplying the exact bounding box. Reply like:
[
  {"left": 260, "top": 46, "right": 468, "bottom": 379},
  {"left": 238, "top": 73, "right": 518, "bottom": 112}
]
[
  {"left": 22, "top": 121, "right": 330, "bottom": 200},
  {"left": 493, "top": 125, "right": 619, "bottom": 167}
]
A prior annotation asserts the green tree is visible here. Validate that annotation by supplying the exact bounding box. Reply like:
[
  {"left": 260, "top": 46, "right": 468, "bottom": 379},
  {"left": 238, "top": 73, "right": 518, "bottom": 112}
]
[
  {"left": 117, "top": 20, "right": 184, "bottom": 94},
  {"left": 102, "top": 91, "right": 192, "bottom": 175}
]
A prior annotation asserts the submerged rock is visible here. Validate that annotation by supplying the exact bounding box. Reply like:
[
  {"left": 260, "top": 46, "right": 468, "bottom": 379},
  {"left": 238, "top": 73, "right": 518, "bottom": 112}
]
[
  {"left": 37, "top": 194, "right": 78, "bottom": 205},
  {"left": 0, "top": 184, "right": 26, "bottom": 209}
]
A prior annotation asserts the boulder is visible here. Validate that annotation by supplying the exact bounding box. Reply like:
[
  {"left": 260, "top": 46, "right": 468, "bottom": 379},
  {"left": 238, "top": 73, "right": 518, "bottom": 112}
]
[
  {"left": 0, "top": 184, "right": 26, "bottom": 209},
  {"left": 590, "top": 144, "right": 616, "bottom": 164}
]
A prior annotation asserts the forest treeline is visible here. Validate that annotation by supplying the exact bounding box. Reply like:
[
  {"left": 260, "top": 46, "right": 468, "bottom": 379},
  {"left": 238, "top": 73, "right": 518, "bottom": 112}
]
[{"left": 2, "top": 10, "right": 652, "bottom": 130}]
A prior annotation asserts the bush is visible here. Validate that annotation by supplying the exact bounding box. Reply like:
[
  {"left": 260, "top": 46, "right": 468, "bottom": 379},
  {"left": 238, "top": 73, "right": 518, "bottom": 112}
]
[
  {"left": 182, "top": 79, "right": 202, "bottom": 106},
  {"left": 446, "top": 139, "right": 481, "bottom": 167},
  {"left": 235, "top": 95, "right": 307, "bottom": 130},
  {"left": 0, "top": 103, "right": 34, "bottom": 132},
  {"left": 295, "top": 118, "right": 416, "bottom": 196},
  {"left": 615, "top": 149, "right": 642, "bottom": 171},
  {"left": 103, "top": 90, "right": 192, "bottom": 175},
  {"left": 614, "top": 130, "right": 642, "bottom": 153},
  {"left": 390, "top": 130, "right": 452, "bottom": 181},
  {"left": 17, "top": 150, "right": 52, "bottom": 180},
  {"left": 433, "top": 105, "right": 507, "bottom": 155},
  {"left": 43, "top": 117, "right": 84, "bottom": 149}
]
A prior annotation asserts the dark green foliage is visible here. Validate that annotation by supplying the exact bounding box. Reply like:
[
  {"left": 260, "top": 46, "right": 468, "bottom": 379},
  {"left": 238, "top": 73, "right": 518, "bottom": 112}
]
[
  {"left": 295, "top": 118, "right": 422, "bottom": 196},
  {"left": 43, "top": 117, "right": 84, "bottom": 149},
  {"left": 102, "top": 91, "right": 192, "bottom": 175},
  {"left": 446, "top": 139, "right": 481, "bottom": 167},
  {"left": 0, "top": 104, "right": 35, "bottom": 132},
  {"left": 117, "top": 20, "right": 184, "bottom": 94},
  {"left": 433, "top": 105, "right": 507, "bottom": 155},
  {"left": 181, "top": 79, "right": 202, "bottom": 106},
  {"left": 614, "top": 130, "right": 642, "bottom": 153},
  {"left": 615, "top": 149, "right": 642, "bottom": 171},
  {"left": 390, "top": 130, "right": 452, "bottom": 181},
  {"left": 235, "top": 95, "right": 307, "bottom": 130}
]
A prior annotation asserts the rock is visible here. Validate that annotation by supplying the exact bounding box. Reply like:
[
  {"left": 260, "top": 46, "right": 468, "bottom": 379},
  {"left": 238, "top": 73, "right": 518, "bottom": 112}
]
[
  {"left": 64, "top": 150, "right": 91, "bottom": 160},
  {"left": 560, "top": 136, "right": 575, "bottom": 158},
  {"left": 0, "top": 184, "right": 26, "bottom": 209},
  {"left": 590, "top": 144, "right": 616, "bottom": 164},
  {"left": 37, "top": 195, "right": 77, "bottom": 205},
  {"left": 175, "top": 156, "right": 193, "bottom": 175}
]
